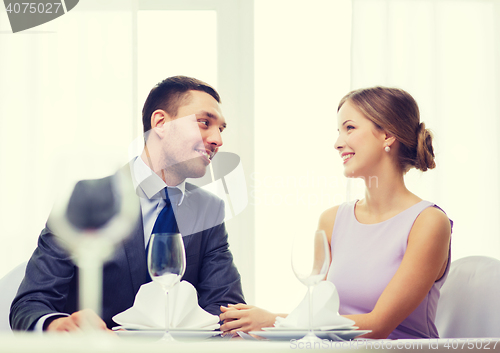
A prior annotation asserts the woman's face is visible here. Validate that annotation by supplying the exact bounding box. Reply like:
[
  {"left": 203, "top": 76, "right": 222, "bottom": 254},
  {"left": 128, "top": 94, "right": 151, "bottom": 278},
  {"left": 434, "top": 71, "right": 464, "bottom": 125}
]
[{"left": 334, "top": 100, "right": 387, "bottom": 178}]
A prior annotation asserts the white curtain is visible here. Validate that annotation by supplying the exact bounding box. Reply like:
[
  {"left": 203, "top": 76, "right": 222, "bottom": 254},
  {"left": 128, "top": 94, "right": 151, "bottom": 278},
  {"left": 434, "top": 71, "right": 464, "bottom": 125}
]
[{"left": 350, "top": 0, "right": 500, "bottom": 261}]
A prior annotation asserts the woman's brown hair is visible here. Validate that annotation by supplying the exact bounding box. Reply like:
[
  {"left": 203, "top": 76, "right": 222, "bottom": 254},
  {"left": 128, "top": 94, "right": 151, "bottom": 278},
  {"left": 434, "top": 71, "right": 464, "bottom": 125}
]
[{"left": 338, "top": 86, "right": 435, "bottom": 172}]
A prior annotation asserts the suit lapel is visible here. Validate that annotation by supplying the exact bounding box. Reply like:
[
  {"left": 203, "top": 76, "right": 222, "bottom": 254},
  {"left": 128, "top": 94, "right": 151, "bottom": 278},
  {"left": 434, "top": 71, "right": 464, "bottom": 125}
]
[
  {"left": 117, "top": 163, "right": 149, "bottom": 294},
  {"left": 123, "top": 213, "right": 149, "bottom": 294}
]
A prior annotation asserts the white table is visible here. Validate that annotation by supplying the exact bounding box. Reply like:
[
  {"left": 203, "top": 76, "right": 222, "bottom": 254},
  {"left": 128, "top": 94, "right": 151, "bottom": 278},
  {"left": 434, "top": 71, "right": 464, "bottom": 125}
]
[{"left": 1, "top": 332, "right": 499, "bottom": 352}]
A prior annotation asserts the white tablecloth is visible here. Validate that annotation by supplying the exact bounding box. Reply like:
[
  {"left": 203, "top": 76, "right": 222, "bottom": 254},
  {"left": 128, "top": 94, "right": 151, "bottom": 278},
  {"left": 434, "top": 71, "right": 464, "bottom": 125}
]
[{"left": 1, "top": 332, "right": 499, "bottom": 352}]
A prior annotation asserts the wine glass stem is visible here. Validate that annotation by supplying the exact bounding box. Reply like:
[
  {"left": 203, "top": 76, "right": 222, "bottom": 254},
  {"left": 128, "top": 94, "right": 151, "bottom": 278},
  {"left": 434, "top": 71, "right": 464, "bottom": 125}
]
[
  {"left": 165, "top": 290, "right": 170, "bottom": 334},
  {"left": 308, "top": 285, "right": 314, "bottom": 333},
  {"left": 77, "top": 254, "right": 103, "bottom": 332}
]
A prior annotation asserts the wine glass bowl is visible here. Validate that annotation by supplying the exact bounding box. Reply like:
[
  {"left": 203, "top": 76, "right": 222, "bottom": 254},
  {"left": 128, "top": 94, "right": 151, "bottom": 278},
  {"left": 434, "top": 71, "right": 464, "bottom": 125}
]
[
  {"left": 147, "top": 232, "right": 186, "bottom": 341},
  {"left": 291, "top": 230, "right": 331, "bottom": 341}
]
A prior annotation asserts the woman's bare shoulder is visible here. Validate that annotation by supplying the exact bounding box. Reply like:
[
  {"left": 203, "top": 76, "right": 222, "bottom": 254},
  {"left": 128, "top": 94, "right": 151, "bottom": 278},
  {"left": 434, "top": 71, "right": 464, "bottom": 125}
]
[
  {"left": 416, "top": 206, "right": 451, "bottom": 229},
  {"left": 410, "top": 205, "right": 452, "bottom": 245},
  {"left": 319, "top": 205, "right": 340, "bottom": 222},
  {"left": 318, "top": 205, "right": 341, "bottom": 243}
]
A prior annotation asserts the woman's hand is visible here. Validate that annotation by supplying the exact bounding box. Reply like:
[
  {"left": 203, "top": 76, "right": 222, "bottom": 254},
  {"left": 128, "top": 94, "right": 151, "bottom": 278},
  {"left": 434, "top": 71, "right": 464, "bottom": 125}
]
[{"left": 219, "top": 304, "right": 286, "bottom": 334}]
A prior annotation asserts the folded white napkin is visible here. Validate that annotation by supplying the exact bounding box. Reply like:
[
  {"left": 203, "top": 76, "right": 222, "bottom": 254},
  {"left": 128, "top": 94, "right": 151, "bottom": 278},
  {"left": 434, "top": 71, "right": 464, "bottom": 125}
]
[
  {"left": 112, "top": 280, "right": 220, "bottom": 330},
  {"left": 274, "top": 281, "right": 355, "bottom": 329}
]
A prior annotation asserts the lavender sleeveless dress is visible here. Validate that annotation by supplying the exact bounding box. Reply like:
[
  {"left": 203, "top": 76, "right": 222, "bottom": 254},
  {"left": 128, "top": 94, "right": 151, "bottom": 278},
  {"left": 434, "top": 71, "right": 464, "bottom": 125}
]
[{"left": 326, "top": 200, "right": 452, "bottom": 339}]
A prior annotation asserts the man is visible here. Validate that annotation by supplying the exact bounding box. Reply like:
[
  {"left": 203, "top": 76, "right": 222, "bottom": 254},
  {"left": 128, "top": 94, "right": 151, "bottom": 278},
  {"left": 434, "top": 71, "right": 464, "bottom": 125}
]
[{"left": 10, "top": 76, "right": 245, "bottom": 331}]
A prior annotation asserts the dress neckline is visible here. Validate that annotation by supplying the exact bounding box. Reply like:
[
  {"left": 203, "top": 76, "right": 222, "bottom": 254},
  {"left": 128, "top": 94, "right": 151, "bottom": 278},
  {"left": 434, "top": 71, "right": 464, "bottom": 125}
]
[{"left": 352, "top": 200, "right": 429, "bottom": 226}]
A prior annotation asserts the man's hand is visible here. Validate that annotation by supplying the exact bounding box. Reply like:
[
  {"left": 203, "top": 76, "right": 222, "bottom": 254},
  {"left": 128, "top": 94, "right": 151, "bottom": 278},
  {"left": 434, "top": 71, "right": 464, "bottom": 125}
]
[
  {"left": 46, "top": 309, "right": 109, "bottom": 332},
  {"left": 219, "top": 304, "right": 286, "bottom": 334}
]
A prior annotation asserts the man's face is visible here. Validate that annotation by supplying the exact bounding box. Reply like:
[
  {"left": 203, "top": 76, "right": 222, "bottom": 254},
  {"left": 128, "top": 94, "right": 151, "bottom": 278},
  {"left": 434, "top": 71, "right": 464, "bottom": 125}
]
[{"left": 157, "top": 90, "right": 226, "bottom": 182}]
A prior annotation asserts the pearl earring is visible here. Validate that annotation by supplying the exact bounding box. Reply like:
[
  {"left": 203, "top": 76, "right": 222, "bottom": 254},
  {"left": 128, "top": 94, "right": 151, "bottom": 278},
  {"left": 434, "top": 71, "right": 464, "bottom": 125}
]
[{"left": 384, "top": 146, "right": 391, "bottom": 152}]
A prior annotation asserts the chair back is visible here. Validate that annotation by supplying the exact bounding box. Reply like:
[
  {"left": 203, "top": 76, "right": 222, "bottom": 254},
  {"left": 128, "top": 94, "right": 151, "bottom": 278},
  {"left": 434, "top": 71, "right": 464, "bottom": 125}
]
[
  {"left": 435, "top": 256, "right": 500, "bottom": 338},
  {"left": 0, "top": 262, "right": 27, "bottom": 332}
]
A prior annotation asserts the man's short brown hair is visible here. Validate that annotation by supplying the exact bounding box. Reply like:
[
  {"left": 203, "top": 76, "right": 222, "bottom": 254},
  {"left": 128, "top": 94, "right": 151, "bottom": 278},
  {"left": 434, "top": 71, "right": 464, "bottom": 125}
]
[{"left": 142, "top": 76, "right": 221, "bottom": 133}]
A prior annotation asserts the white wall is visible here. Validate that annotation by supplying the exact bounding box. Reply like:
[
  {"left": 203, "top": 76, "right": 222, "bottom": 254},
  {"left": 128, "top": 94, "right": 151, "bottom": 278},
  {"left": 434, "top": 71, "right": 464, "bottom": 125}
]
[{"left": 253, "top": 0, "right": 352, "bottom": 313}]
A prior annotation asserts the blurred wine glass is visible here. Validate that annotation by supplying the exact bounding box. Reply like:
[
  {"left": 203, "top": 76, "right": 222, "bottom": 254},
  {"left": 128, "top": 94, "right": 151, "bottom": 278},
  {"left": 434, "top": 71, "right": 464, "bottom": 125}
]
[
  {"left": 291, "top": 229, "right": 331, "bottom": 342},
  {"left": 147, "top": 232, "right": 186, "bottom": 342},
  {"left": 47, "top": 150, "right": 139, "bottom": 332}
]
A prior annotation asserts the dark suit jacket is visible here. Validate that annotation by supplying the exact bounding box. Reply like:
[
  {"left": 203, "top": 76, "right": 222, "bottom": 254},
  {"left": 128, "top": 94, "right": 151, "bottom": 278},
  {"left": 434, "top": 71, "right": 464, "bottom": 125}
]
[{"left": 10, "top": 167, "right": 245, "bottom": 331}]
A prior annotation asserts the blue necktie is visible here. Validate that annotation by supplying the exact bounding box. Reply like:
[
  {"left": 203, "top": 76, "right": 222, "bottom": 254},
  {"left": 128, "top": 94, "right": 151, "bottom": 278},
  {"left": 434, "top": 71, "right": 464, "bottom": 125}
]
[{"left": 151, "top": 188, "right": 179, "bottom": 234}]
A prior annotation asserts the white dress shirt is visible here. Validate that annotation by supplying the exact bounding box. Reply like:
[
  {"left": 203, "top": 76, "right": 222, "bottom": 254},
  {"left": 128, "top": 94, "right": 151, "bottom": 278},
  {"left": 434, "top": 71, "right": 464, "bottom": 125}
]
[{"left": 132, "top": 155, "right": 185, "bottom": 248}]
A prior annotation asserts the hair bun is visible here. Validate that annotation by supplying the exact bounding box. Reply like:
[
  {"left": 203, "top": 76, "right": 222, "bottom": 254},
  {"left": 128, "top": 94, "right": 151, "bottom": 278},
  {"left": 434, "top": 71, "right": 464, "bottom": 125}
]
[{"left": 416, "top": 122, "right": 436, "bottom": 171}]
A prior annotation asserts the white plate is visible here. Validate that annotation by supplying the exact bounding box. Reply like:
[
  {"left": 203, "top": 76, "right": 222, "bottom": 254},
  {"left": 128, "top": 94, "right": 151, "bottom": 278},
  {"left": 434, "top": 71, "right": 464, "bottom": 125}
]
[
  {"left": 115, "top": 329, "right": 221, "bottom": 341},
  {"left": 247, "top": 330, "right": 371, "bottom": 341},
  {"left": 113, "top": 326, "right": 219, "bottom": 332},
  {"left": 262, "top": 324, "right": 358, "bottom": 331}
]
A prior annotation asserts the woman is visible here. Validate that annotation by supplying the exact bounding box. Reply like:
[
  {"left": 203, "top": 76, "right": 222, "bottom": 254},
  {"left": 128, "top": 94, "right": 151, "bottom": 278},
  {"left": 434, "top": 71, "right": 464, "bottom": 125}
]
[{"left": 220, "top": 86, "right": 452, "bottom": 339}]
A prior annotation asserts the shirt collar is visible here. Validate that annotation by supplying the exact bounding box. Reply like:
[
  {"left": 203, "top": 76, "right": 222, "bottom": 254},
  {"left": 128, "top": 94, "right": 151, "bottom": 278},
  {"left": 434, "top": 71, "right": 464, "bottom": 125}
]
[{"left": 133, "top": 156, "right": 186, "bottom": 205}]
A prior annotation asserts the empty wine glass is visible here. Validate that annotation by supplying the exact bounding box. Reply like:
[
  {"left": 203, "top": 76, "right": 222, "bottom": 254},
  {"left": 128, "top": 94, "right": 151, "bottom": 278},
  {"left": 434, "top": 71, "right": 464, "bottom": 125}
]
[
  {"left": 47, "top": 161, "right": 140, "bottom": 332},
  {"left": 291, "top": 229, "right": 331, "bottom": 342},
  {"left": 147, "top": 232, "right": 186, "bottom": 342}
]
